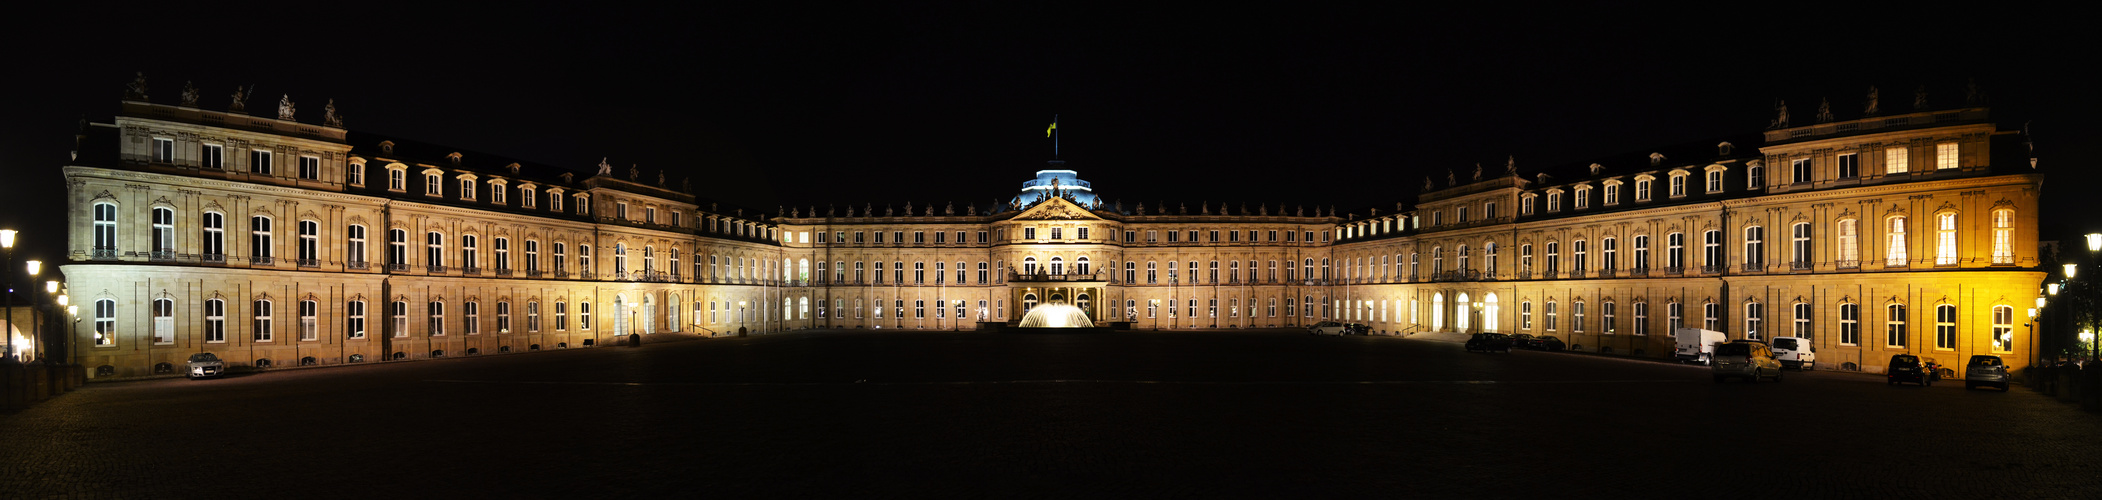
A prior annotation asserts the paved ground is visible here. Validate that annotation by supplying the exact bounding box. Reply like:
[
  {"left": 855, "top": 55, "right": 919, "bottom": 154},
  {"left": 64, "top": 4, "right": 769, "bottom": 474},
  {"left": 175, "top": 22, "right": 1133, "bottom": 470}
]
[{"left": 3, "top": 329, "right": 2098, "bottom": 498}]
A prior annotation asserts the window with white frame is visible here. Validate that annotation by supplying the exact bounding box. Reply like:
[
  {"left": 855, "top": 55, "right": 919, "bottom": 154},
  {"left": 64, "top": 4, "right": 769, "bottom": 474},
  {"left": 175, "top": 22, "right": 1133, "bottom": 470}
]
[
  {"left": 1740, "top": 226, "right": 1761, "bottom": 267},
  {"left": 300, "top": 299, "right": 318, "bottom": 341},
  {"left": 201, "top": 143, "right": 224, "bottom": 168},
  {"left": 1935, "top": 304, "right": 1956, "bottom": 349},
  {"left": 204, "top": 298, "right": 226, "bottom": 342},
  {"left": 251, "top": 149, "right": 273, "bottom": 175},
  {"left": 1789, "top": 159, "right": 1810, "bottom": 184},
  {"left": 1703, "top": 302, "right": 1719, "bottom": 331},
  {"left": 1886, "top": 303, "right": 1907, "bottom": 347},
  {"left": 1992, "top": 209, "right": 2014, "bottom": 264},
  {"left": 1886, "top": 147, "right": 1909, "bottom": 174},
  {"left": 1836, "top": 153, "right": 1858, "bottom": 179},
  {"left": 1632, "top": 301, "right": 1647, "bottom": 335},
  {"left": 1936, "top": 213, "right": 1958, "bottom": 266},
  {"left": 152, "top": 137, "right": 176, "bottom": 163},
  {"left": 1743, "top": 302, "right": 1762, "bottom": 340},
  {"left": 1936, "top": 142, "right": 1959, "bottom": 170},
  {"left": 1791, "top": 223, "right": 1811, "bottom": 267},
  {"left": 153, "top": 298, "right": 174, "bottom": 344},
  {"left": 392, "top": 300, "right": 408, "bottom": 337},
  {"left": 299, "top": 156, "right": 320, "bottom": 180},
  {"left": 253, "top": 299, "right": 274, "bottom": 342},
  {"left": 429, "top": 301, "right": 446, "bottom": 336},
  {"left": 1837, "top": 219, "right": 1859, "bottom": 266},
  {"left": 347, "top": 300, "right": 366, "bottom": 339},
  {"left": 94, "top": 298, "right": 117, "bottom": 345},
  {"left": 1705, "top": 170, "right": 1723, "bottom": 193},
  {"left": 1992, "top": 305, "right": 2014, "bottom": 353},
  {"left": 150, "top": 208, "right": 181, "bottom": 256},
  {"left": 1669, "top": 173, "right": 1687, "bottom": 197},
  {"left": 1839, "top": 302, "right": 1859, "bottom": 345},
  {"left": 1668, "top": 302, "right": 1683, "bottom": 331},
  {"left": 1886, "top": 216, "right": 1909, "bottom": 266}
]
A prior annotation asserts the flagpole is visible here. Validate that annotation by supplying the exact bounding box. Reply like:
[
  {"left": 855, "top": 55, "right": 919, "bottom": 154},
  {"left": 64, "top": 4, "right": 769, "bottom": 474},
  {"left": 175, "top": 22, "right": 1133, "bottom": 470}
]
[{"left": 1053, "top": 114, "right": 1060, "bottom": 160}]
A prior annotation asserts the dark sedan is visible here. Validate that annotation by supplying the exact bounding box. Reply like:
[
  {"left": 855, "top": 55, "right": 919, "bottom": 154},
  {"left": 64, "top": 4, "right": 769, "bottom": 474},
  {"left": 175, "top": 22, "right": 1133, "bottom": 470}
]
[
  {"left": 1888, "top": 354, "right": 1929, "bottom": 386},
  {"left": 1465, "top": 333, "right": 1513, "bottom": 353},
  {"left": 1529, "top": 335, "right": 1567, "bottom": 351}
]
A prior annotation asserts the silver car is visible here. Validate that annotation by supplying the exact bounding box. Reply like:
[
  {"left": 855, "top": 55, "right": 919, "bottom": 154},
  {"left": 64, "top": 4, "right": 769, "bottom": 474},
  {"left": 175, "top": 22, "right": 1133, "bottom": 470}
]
[
  {"left": 1964, "top": 355, "right": 2009, "bottom": 391},
  {"left": 1308, "top": 321, "right": 1351, "bottom": 336},
  {"left": 1711, "top": 340, "right": 1783, "bottom": 383},
  {"left": 187, "top": 352, "right": 225, "bottom": 379}
]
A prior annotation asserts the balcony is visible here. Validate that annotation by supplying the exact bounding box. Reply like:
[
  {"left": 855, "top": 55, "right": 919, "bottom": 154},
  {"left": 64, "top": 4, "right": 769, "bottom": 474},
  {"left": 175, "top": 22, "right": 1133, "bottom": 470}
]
[
  {"left": 203, "top": 253, "right": 227, "bottom": 264},
  {"left": 526, "top": 269, "right": 543, "bottom": 278},
  {"left": 579, "top": 271, "right": 595, "bottom": 280},
  {"left": 1598, "top": 268, "right": 1617, "bottom": 278},
  {"left": 1629, "top": 267, "right": 1648, "bottom": 278},
  {"left": 1664, "top": 266, "right": 1684, "bottom": 275},
  {"left": 427, "top": 264, "right": 447, "bottom": 273},
  {"left": 1836, "top": 260, "right": 1860, "bottom": 270},
  {"left": 150, "top": 250, "right": 178, "bottom": 262},
  {"left": 347, "top": 260, "right": 369, "bottom": 270},
  {"left": 1008, "top": 271, "right": 1108, "bottom": 283},
  {"left": 1789, "top": 261, "right": 1813, "bottom": 271},
  {"left": 462, "top": 267, "right": 482, "bottom": 276},
  {"left": 1741, "top": 263, "right": 1764, "bottom": 273},
  {"left": 496, "top": 268, "right": 513, "bottom": 277},
  {"left": 93, "top": 247, "right": 118, "bottom": 260},
  {"left": 296, "top": 258, "right": 320, "bottom": 268},
  {"left": 1701, "top": 265, "right": 1725, "bottom": 274},
  {"left": 249, "top": 255, "right": 274, "bottom": 266}
]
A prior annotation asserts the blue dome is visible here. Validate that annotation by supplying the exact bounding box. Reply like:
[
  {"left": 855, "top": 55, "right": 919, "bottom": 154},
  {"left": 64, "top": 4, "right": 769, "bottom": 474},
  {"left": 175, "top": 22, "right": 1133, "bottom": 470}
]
[{"left": 1012, "top": 162, "right": 1099, "bottom": 207}]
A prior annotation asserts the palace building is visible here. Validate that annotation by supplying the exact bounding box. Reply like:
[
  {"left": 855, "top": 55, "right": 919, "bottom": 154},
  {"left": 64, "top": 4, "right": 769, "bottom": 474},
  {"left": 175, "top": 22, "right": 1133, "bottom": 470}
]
[{"left": 59, "top": 85, "right": 2044, "bottom": 379}]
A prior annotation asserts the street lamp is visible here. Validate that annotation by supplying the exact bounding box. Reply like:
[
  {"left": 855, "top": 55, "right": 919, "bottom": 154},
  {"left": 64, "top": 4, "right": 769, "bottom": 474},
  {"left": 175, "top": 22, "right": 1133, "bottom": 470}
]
[
  {"left": 23, "top": 260, "right": 38, "bottom": 362},
  {"left": 2086, "top": 233, "right": 2102, "bottom": 252},
  {"left": 2065, "top": 264, "right": 2079, "bottom": 279}
]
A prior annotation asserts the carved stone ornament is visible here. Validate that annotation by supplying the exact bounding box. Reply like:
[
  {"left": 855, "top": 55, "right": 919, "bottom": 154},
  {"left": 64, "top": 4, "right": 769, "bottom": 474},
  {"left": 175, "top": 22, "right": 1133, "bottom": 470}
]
[
  {"left": 1914, "top": 84, "right": 1929, "bottom": 111},
  {"left": 1769, "top": 99, "right": 1789, "bottom": 129},
  {"left": 125, "top": 72, "right": 148, "bottom": 101},
  {"left": 1864, "top": 86, "right": 1881, "bottom": 116},
  {"left": 229, "top": 85, "right": 252, "bottom": 113},
  {"left": 597, "top": 158, "right": 613, "bottom": 176},
  {"left": 658, "top": 171, "right": 666, "bottom": 187},
  {"left": 180, "top": 81, "right": 199, "bottom": 107},
  {"left": 323, "top": 99, "right": 343, "bottom": 128},
  {"left": 1816, "top": 98, "right": 1834, "bottom": 123},
  {"left": 277, "top": 94, "right": 296, "bottom": 121},
  {"left": 629, "top": 164, "right": 639, "bottom": 181}
]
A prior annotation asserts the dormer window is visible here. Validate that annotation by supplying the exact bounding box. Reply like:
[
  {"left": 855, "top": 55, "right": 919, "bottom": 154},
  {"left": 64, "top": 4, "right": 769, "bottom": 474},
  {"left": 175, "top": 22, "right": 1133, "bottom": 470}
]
[
  {"left": 520, "top": 184, "right": 537, "bottom": 209},
  {"left": 1633, "top": 175, "right": 1655, "bottom": 202},
  {"left": 1746, "top": 160, "right": 1764, "bottom": 189},
  {"left": 1573, "top": 186, "right": 1591, "bottom": 209},
  {"left": 488, "top": 180, "right": 507, "bottom": 205},
  {"left": 1521, "top": 194, "right": 1537, "bottom": 215},
  {"left": 458, "top": 177, "right": 476, "bottom": 201},
  {"left": 387, "top": 164, "right": 408, "bottom": 192},
  {"left": 575, "top": 194, "right": 590, "bottom": 215},
  {"left": 1602, "top": 181, "right": 1621, "bottom": 205},
  {"left": 425, "top": 171, "right": 443, "bottom": 196},
  {"left": 548, "top": 189, "right": 564, "bottom": 212},
  {"left": 348, "top": 159, "right": 366, "bottom": 186},
  {"left": 1704, "top": 165, "right": 1728, "bottom": 194},
  {"left": 1668, "top": 170, "right": 1689, "bottom": 198},
  {"left": 617, "top": 202, "right": 629, "bottom": 220},
  {"left": 1546, "top": 190, "right": 1563, "bottom": 212}
]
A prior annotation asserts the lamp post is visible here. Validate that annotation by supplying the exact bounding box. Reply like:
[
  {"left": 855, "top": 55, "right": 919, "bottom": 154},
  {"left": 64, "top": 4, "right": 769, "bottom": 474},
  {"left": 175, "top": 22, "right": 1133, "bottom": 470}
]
[
  {"left": 66, "top": 305, "right": 78, "bottom": 367},
  {"left": 44, "top": 281, "right": 58, "bottom": 367},
  {"left": 22, "top": 260, "right": 38, "bottom": 362},
  {"left": 2, "top": 229, "right": 17, "bottom": 362}
]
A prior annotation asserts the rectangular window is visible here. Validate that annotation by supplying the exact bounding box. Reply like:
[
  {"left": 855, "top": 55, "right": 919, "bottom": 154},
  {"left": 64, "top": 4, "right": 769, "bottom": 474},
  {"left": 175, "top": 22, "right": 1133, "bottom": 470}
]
[
  {"left": 201, "top": 144, "right": 224, "bottom": 169},
  {"left": 251, "top": 149, "right": 273, "bottom": 175},
  {"left": 1836, "top": 153, "right": 1858, "bottom": 179},
  {"left": 1604, "top": 185, "right": 1619, "bottom": 205},
  {"left": 1887, "top": 304, "right": 1907, "bottom": 347},
  {"left": 299, "top": 300, "right": 318, "bottom": 341},
  {"left": 1791, "top": 159, "right": 1812, "bottom": 184},
  {"left": 1992, "top": 210, "right": 2015, "bottom": 264},
  {"left": 153, "top": 137, "right": 175, "bottom": 163},
  {"left": 1635, "top": 179, "right": 1651, "bottom": 201},
  {"left": 347, "top": 301, "right": 367, "bottom": 339},
  {"left": 1936, "top": 213, "right": 1958, "bottom": 266},
  {"left": 253, "top": 300, "right": 274, "bottom": 342},
  {"left": 1668, "top": 302, "right": 1683, "bottom": 331},
  {"left": 1670, "top": 175, "right": 1686, "bottom": 197},
  {"left": 1936, "top": 142, "right": 1959, "bottom": 170},
  {"left": 299, "top": 156, "right": 320, "bottom": 180},
  {"left": 1840, "top": 303, "right": 1860, "bottom": 345},
  {"left": 1632, "top": 302, "right": 1647, "bottom": 335},
  {"left": 1935, "top": 305, "right": 1957, "bottom": 349},
  {"left": 1886, "top": 147, "right": 1910, "bottom": 174}
]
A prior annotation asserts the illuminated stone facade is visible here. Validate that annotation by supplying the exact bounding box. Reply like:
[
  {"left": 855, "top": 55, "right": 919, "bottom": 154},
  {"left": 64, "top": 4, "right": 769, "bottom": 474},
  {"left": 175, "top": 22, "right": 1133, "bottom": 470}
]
[{"left": 60, "top": 97, "right": 2042, "bottom": 378}]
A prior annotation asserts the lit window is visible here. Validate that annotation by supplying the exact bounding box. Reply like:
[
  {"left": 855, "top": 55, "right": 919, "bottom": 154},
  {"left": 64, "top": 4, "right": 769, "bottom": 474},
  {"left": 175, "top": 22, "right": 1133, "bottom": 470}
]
[
  {"left": 1935, "top": 304, "right": 1957, "bottom": 349},
  {"left": 1886, "top": 217, "right": 1909, "bottom": 267},
  {"left": 1839, "top": 303, "right": 1859, "bottom": 345},
  {"left": 1936, "top": 213, "right": 1958, "bottom": 266},
  {"left": 1886, "top": 147, "right": 1909, "bottom": 174},
  {"left": 1991, "top": 210, "right": 2015, "bottom": 264},
  {"left": 1936, "top": 142, "right": 1959, "bottom": 170},
  {"left": 1887, "top": 304, "right": 1908, "bottom": 347}
]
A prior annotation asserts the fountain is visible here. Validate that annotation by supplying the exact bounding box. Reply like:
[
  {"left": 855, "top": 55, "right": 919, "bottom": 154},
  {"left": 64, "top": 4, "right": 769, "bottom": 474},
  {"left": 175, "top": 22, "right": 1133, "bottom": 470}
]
[{"left": 1004, "top": 302, "right": 1111, "bottom": 334}]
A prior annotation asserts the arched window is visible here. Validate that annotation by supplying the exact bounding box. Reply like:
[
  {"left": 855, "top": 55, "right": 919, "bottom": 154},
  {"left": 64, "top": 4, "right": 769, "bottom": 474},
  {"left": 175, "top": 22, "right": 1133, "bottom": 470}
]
[
  {"left": 1839, "top": 301, "right": 1860, "bottom": 345},
  {"left": 252, "top": 299, "right": 274, "bottom": 342},
  {"left": 1483, "top": 294, "right": 1500, "bottom": 332},
  {"left": 1455, "top": 293, "right": 1471, "bottom": 331},
  {"left": 1431, "top": 292, "right": 1445, "bottom": 331},
  {"left": 94, "top": 298, "right": 118, "bottom": 345},
  {"left": 250, "top": 215, "right": 274, "bottom": 263},
  {"left": 204, "top": 298, "right": 227, "bottom": 342},
  {"left": 1457, "top": 245, "right": 1471, "bottom": 272},
  {"left": 428, "top": 300, "right": 446, "bottom": 336},
  {"left": 1050, "top": 256, "right": 1064, "bottom": 275},
  {"left": 152, "top": 297, "right": 175, "bottom": 344},
  {"left": 1024, "top": 256, "right": 1039, "bottom": 275}
]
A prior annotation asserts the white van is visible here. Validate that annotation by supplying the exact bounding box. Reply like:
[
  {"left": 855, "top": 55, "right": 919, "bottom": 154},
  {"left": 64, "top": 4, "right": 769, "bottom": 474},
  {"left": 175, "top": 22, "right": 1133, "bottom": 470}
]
[
  {"left": 1674, "top": 328, "right": 1728, "bottom": 365},
  {"left": 1770, "top": 336, "right": 1815, "bottom": 370}
]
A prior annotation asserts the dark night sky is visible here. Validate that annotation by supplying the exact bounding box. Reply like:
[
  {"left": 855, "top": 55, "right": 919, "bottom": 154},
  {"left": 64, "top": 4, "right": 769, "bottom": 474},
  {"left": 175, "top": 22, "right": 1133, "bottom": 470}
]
[{"left": 1, "top": 4, "right": 2094, "bottom": 285}]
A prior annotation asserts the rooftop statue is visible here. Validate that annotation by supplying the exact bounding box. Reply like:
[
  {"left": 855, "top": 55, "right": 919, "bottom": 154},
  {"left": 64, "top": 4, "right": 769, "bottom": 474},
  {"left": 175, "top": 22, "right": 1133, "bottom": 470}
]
[
  {"left": 1201, "top": 201, "right": 1210, "bottom": 215},
  {"left": 629, "top": 164, "right": 639, "bottom": 181},
  {"left": 1864, "top": 86, "right": 1881, "bottom": 116},
  {"left": 886, "top": 204, "right": 894, "bottom": 216},
  {"left": 1769, "top": 99, "right": 1790, "bottom": 129},
  {"left": 1506, "top": 155, "right": 1517, "bottom": 175},
  {"left": 967, "top": 203, "right": 976, "bottom": 216},
  {"left": 1914, "top": 84, "right": 1929, "bottom": 111},
  {"left": 1297, "top": 205, "right": 1304, "bottom": 217},
  {"left": 681, "top": 177, "right": 690, "bottom": 192},
  {"left": 1258, "top": 203, "right": 1266, "bottom": 216},
  {"left": 1135, "top": 202, "right": 1145, "bottom": 215},
  {"left": 828, "top": 205, "right": 836, "bottom": 217},
  {"left": 1966, "top": 78, "right": 1983, "bottom": 105},
  {"left": 1446, "top": 168, "right": 1456, "bottom": 186},
  {"left": 1816, "top": 98, "right": 1834, "bottom": 123},
  {"left": 1114, "top": 199, "right": 1123, "bottom": 213},
  {"left": 945, "top": 202, "right": 955, "bottom": 216},
  {"left": 323, "top": 99, "right": 343, "bottom": 127},
  {"left": 125, "top": 72, "right": 148, "bottom": 100},
  {"left": 597, "top": 158, "right": 613, "bottom": 176},
  {"left": 1423, "top": 176, "right": 1434, "bottom": 191},
  {"left": 658, "top": 170, "right": 666, "bottom": 187},
  {"left": 229, "top": 85, "right": 252, "bottom": 113},
  {"left": 180, "top": 81, "right": 198, "bottom": 107},
  {"left": 1473, "top": 163, "right": 1482, "bottom": 181},
  {"left": 1179, "top": 202, "right": 1187, "bottom": 215},
  {"left": 277, "top": 94, "right": 296, "bottom": 121}
]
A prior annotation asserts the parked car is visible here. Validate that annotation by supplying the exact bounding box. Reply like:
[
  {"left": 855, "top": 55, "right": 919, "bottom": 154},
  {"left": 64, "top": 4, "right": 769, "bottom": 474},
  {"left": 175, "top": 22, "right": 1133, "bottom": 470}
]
[
  {"left": 1712, "top": 340, "right": 1783, "bottom": 383},
  {"left": 1771, "top": 336, "right": 1815, "bottom": 370},
  {"left": 1508, "top": 334, "right": 1536, "bottom": 348},
  {"left": 1887, "top": 354, "right": 1929, "bottom": 386},
  {"left": 1308, "top": 321, "right": 1351, "bottom": 336},
  {"left": 1465, "top": 333, "right": 1513, "bottom": 353},
  {"left": 1530, "top": 335, "right": 1567, "bottom": 351},
  {"left": 1344, "top": 323, "right": 1372, "bottom": 335},
  {"left": 1964, "top": 354, "right": 2010, "bottom": 391},
  {"left": 187, "top": 352, "right": 225, "bottom": 379}
]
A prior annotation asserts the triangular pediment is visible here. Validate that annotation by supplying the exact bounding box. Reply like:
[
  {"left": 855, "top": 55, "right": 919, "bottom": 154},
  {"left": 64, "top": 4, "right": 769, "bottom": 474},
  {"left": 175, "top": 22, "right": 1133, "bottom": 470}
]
[{"left": 1009, "top": 197, "right": 1102, "bottom": 221}]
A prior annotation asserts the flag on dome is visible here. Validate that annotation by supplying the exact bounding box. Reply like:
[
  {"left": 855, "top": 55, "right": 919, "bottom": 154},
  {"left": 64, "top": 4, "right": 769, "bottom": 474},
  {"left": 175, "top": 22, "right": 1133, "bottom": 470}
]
[{"left": 1046, "top": 120, "right": 1057, "bottom": 137}]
